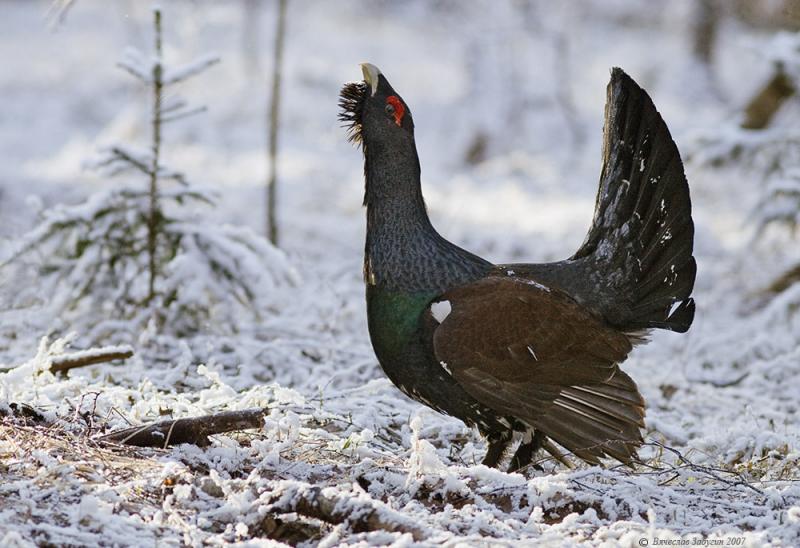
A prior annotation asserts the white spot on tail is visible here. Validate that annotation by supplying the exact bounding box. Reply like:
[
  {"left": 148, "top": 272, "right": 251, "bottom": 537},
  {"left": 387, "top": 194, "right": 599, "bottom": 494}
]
[
  {"left": 431, "top": 300, "right": 452, "bottom": 323},
  {"left": 639, "top": 158, "right": 645, "bottom": 172},
  {"left": 668, "top": 300, "right": 682, "bottom": 319},
  {"left": 663, "top": 264, "right": 678, "bottom": 286},
  {"left": 440, "top": 360, "right": 452, "bottom": 375},
  {"left": 527, "top": 345, "right": 538, "bottom": 360}
]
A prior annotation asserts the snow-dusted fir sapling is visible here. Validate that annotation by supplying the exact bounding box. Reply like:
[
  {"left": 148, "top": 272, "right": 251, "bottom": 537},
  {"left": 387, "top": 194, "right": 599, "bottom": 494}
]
[{"left": 2, "top": 8, "right": 296, "bottom": 341}]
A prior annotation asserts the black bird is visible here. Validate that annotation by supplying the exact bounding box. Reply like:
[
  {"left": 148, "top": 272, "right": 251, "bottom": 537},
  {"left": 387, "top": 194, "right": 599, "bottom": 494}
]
[{"left": 339, "top": 63, "right": 695, "bottom": 471}]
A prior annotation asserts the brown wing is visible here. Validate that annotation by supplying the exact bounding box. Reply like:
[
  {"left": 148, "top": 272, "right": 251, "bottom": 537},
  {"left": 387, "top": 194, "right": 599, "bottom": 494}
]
[{"left": 431, "top": 274, "right": 645, "bottom": 463}]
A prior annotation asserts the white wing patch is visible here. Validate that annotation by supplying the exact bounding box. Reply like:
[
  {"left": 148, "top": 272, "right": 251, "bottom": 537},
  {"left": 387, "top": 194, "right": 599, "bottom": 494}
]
[{"left": 431, "top": 300, "right": 452, "bottom": 323}]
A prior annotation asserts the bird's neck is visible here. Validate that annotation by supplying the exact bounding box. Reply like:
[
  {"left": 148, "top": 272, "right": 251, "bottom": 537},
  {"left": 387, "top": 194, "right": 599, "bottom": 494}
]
[{"left": 363, "top": 145, "right": 491, "bottom": 293}]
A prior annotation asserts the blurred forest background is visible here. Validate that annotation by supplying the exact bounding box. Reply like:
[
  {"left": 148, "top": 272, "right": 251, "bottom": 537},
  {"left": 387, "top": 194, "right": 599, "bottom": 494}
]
[
  {"left": 1, "top": 0, "right": 800, "bottom": 545},
  {"left": 1, "top": 0, "right": 799, "bottom": 362}
]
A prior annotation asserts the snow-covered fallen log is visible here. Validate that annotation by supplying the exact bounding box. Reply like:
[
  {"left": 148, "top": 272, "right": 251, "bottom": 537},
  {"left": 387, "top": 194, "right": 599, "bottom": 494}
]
[{"left": 100, "top": 407, "right": 268, "bottom": 448}]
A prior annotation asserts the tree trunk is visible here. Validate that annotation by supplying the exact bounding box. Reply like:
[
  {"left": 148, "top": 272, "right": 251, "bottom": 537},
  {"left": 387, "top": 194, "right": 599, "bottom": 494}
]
[
  {"left": 147, "top": 8, "right": 164, "bottom": 303},
  {"left": 266, "top": 0, "right": 288, "bottom": 245}
]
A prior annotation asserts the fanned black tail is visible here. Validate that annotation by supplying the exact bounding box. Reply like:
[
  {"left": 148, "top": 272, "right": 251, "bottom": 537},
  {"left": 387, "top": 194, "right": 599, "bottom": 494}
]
[{"left": 572, "top": 68, "right": 696, "bottom": 333}]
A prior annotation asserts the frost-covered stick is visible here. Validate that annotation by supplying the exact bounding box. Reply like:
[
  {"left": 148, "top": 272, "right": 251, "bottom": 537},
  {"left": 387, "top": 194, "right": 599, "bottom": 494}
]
[
  {"left": 265, "top": 484, "right": 428, "bottom": 541},
  {"left": 266, "top": 0, "right": 288, "bottom": 245},
  {"left": 99, "top": 407, "right": 268, "bottom": 448},
  {"left": 147, "top": 8, "right": 164, "bottom": 303},
  {"left": 645, "top": 442, "right": 766, "bottom": 496},
  {"left": 49, "top": 346, "right": 134, "bottom": 374}
]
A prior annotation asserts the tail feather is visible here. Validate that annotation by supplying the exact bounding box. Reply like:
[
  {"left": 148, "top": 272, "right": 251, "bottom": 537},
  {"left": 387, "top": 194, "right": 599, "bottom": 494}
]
[
  {"left": 571, "top": 67, "right": 696, "bottom": 333},
  {"left": 636, "top": 243, "right": 694, "bottom": 299},
  {"left": 534, "top": 369, "right": 645, "bottom": 464}
]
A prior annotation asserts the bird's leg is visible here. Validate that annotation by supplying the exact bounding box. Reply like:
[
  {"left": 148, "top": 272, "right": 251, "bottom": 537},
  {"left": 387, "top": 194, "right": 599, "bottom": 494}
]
[
  {"left": 481, "top": 431, "right": 512, "bottom": 468},
  {"left": 507, "top": 430, "right": 545, "bottom": 473}
]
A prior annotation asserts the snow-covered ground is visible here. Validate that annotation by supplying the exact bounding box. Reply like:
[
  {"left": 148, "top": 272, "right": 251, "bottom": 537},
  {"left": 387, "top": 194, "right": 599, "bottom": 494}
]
[{"left": 1, "top": 1, "right": 799, "bottom": 545}]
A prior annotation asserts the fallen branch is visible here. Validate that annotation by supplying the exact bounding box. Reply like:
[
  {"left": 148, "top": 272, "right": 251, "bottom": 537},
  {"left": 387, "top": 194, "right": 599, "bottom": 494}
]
[
  {"left": 99, "top": 407, "right": 268, "bottom": 448},
  {"left": 265, "top": 483, "right": 428, "bottom": 541},
  {"left": 50, "top": 345, "right": 134, "bottom": 374}
]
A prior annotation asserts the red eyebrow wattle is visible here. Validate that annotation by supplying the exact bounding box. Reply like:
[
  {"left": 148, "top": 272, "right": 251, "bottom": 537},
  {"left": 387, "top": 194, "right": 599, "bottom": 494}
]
[{"left": 386, "top": 96, "right": 405, "bottom": 126}]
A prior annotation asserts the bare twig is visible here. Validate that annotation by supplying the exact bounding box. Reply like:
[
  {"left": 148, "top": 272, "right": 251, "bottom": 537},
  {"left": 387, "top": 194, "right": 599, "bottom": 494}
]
[
  {"left": 105, "top": 146, "right": 153, "bottom": 177},
  {"left": 686, "top": 372, "right": 750, "bottom": 388},
  {"left": 162, "top": 55, "right": 220, "bottom": 86},
  {"left": 117, "top": 60, "right": 150, "bottom": 83},
  {"left": 99, "top": 407, "right": 268, "bottom": 448},
  {"left": 50, "top": 346, "right": 134, "bottom": 374},
  {"left": 645, "top": 441, "right": 766, "bottom": 496},
  {"left": 161, "top": 105, "right": 208, "bottom": 124},
  {"left": 70, "top": 391, "right": 102, "bottom": 434}
]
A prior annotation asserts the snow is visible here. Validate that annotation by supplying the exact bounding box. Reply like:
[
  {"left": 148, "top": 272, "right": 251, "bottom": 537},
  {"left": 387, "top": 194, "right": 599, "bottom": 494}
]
[{"left": 0, "top": 0, "right": 799, "bottom": 546}]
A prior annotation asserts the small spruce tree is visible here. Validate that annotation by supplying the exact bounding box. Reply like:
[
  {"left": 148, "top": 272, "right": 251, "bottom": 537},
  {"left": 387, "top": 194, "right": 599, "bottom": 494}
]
[{"left": 2, "top": 8, "right": 297, "bottom": 342}]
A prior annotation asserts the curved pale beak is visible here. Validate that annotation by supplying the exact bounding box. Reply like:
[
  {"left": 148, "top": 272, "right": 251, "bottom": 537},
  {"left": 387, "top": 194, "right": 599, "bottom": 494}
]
[{"left": 360, "top": 63, "right": 381, "bottom": 96}]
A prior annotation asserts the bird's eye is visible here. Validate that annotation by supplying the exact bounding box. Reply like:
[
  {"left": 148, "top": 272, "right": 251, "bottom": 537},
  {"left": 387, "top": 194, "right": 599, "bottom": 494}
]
[{"left": 385, "top": 95, "right": 405, "bottom": 126}]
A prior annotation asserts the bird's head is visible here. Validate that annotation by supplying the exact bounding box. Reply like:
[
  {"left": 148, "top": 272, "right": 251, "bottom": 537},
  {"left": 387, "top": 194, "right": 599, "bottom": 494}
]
[{"left": 339, "top": 63, "right": 415, "bottom": 151}]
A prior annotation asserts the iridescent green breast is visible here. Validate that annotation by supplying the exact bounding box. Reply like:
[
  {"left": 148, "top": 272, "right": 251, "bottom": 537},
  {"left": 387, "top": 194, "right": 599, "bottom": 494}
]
[{"left": 366, "top": 287, "right": 436, "bottom": 362}]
